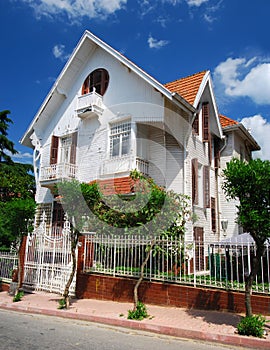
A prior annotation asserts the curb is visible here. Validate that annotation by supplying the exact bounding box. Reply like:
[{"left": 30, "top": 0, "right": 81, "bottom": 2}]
[{"left": 0, "top": 302, "right": 269, "bottom": 349}]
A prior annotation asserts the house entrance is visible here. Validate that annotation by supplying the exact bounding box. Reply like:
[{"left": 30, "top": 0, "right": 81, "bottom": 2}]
[{"left": 23, "top": 212, "right": 76, "bottom": 295}]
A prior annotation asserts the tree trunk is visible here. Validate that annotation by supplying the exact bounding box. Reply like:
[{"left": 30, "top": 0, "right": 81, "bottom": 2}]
[
  {"left": 244, "top": 244, "right": 265, "bottom": 317},
  {"left": 62, "top": 229, "right": 78, "bottom": 309},
  {"left": 133, "top": 239, "right": 155, "bottom": 311},
  {"left": 15, "top": 236, "right": 24, "bottom": 295}
]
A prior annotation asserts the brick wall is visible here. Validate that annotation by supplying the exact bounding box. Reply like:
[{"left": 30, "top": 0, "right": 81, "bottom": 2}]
[{"left": 76, "top": 272, "right": 270, "bottom": 315}]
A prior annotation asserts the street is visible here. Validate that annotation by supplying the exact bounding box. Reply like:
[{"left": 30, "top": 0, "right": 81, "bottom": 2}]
[{"left": 0, "top": 309, "right": 244, "bottom": 350}]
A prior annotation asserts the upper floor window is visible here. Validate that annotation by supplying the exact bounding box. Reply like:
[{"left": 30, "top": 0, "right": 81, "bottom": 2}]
[
  {"left": 50, "top": 132, "right": 77, "bottom": 165},
  {"left": 82, "top": 68, "right": 109, "bottom": 96},
  {"left": 110, "top": 121, "right": 131, "bottom": 158}
]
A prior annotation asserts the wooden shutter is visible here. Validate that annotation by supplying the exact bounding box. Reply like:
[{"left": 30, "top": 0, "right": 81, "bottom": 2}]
[
  {"left": 214, "top": 138, "right": 220, "bottom": 169},
  {"left": 193, "top": 227, "right": 204, "bottom": 271},
  {"left": 211, "top": 197, "right": 216, "bottom": 232},
  {"left": 203, "top": 166, "right": 210, "bottom": 208},
  {"left": 50, "top": 135, "right": 59, "bottom": 165},
  {"left": 202, "top": 102, "right": 210, "bottom": 142},
  {"left": 192, "top": 158, "right": 198, "bottom": 205},
  {"left": 70, "top": 132, "right": 78, "bottom": 164},
  {"left": 192, "top": 113, "right": 199, "bottom": 134}
]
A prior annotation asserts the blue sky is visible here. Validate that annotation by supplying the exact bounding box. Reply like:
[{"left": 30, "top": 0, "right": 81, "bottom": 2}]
[{"left": 1, "top": 0, "right": 270, "bottom": 162}]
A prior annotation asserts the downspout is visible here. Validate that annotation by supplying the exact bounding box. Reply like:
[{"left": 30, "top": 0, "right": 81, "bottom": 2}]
[{"left": 216, "top": 135, "right": 227, "bottom": 241}]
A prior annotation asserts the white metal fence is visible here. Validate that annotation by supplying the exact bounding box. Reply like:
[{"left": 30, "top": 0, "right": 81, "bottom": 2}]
[
  {"left": 0, "top": 251, "right": 18, "bottom": 283},
  {"left": 83, "top": 234, "right": 270, "bottom": 295}
]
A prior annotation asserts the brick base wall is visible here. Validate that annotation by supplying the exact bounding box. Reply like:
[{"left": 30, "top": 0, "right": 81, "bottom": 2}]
[{"left": 76, "top": 273, "right": 270, "bottom": 315}]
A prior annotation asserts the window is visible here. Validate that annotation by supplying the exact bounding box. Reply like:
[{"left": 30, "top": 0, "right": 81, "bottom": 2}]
[
  {"left": 82, "top": 68, "right": 109, "bottom": 96},
  {"left": 110, "top": 121, "right": 131, "bottom": 158},
  {"left": 49, "top": 132, "right": 77, "bottom": 165}
]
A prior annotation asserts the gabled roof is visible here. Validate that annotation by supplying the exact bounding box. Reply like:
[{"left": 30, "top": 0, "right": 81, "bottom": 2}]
[
  {"left": 219, "top": 114, "right": 260, "bottom": 151},
  {"left": 219, "top": 114, "right": 238, "bottom": 128},
  {"left": 21, "top": 30, "right": 195, "bottom": 148},
  {"left": 164, "top": 71, "right": 207, "bottom": 106}
]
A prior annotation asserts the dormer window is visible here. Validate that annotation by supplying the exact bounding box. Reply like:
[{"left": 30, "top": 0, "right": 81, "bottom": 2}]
[{"left": 82, "top": 68, "right": 109, "bottom": 96}]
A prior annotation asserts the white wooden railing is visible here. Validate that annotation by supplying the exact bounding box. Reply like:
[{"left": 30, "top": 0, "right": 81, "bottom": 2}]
[
  {"left": 77, "top": 91, "right": 104, "bottom": 118},
  {"left": 101, "top": 156, "right": 149, "bottom": 176},
  {"left": 40, "top": 163, "right": 77, "bottom": 182}
]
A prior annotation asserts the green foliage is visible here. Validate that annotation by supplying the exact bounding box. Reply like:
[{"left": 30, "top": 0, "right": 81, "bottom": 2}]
[
  {"left": 0, "top": 109, "right": 17, "bottom": 164},
  {"left": 58, "top": 298, "right": 67, "bottom": 309},
  {"left": 237, "top": 314, "right": 267, "bottom": 338},
  {"left": 128, "top": 301, "right": 149, "bottom": 320},
  {"left": 0, "top": 198, "right": 36, "bottom": 248},
  {"left": 0, "top": 162, "right": 35, "bottom": 201},
  {"left": 223, "top": 158, "right": 270, "bottom": 244},
  {"left": 13, "top": 290, "right": 24, "bottom": 302}
]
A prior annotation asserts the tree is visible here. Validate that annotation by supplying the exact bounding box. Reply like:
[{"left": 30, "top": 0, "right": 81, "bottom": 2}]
[
  {"left": 0, "top": 161, "right": 36, "bottom": 294},
  {"left": 223, "top": 158, "right": 270, "bottom": 316},
  {"left": 0, "top": 110, "right": 17, "bottom": 163},
  {"left": 0, "top": 162, "right": 36, "bottom": 248},
  {"left": 57, "top": 172, "right": 191, "bottom": 311}
]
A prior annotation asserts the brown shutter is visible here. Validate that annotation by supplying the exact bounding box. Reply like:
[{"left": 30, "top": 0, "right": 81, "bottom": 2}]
[
  {"left": 50, "top": 135, "right": 59, "bottom": 165},
  {"left": 214, "top": 138, "right": 220, "bottom": 169},
  {"left": 192, "top": 158, "right": 198, "bottom": 205},
  {"left": 211, "top": 197, "right": 216, "bottom": 232},
  {"left": 202, "top": 102, "right": 209, "bottom": 142},
  {"left": 203, "top": 166, "right": 210, "bottom": 208},
  {"left": 70, "top": 132, "right": 78, "bottom": 164},
  {"left": 192, "top": 113, "right": 199, "bottom": 134}
]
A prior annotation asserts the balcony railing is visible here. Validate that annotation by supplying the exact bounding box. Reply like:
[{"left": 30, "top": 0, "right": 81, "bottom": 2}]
[
  {"left": 40, "top": 163, "right": 77, "bottom": 183},
  {"left": 77, "top": 91, "right": 104, "bottom": 119},
  {"left": 101, "top": 156, "right": 149, "bottom": 177}
]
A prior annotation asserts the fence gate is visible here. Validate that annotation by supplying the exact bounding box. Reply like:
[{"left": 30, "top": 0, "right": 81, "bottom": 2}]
[{"left": 23, "top": 212, "right": 76, "bottom": 295}]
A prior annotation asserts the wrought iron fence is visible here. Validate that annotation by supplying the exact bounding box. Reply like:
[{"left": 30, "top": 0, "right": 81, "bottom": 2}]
[
  {"left": 83, "top": 234, "right": 270, "bottom": 295},
  {"left": 0, "top": 251, "right": 18, "bottom": 283}
]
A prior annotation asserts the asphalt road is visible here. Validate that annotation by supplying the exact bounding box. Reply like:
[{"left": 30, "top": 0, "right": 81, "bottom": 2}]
[{"left": 0, "top": 309, "right": 244, "bottom": 350}]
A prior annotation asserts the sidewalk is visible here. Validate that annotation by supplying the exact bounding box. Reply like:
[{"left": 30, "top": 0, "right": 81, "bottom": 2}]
[{"left": 0, "top": 290, "right": 269, "bottom": 349}]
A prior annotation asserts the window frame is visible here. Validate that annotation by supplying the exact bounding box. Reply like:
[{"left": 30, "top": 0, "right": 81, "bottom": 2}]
[{"left": 109, "top": 121, "right": 131, "bottom": 158}]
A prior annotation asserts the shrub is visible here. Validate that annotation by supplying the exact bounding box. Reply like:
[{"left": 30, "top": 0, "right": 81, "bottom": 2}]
[
  {"left": 237, "top": 314, "right": 267, "bottom": 338},
  {"left": 13, "top": 290, "right": 24, "bottom": 302},
  {"left": 128, "top": 301, "right": 149, "bottom": 321}
]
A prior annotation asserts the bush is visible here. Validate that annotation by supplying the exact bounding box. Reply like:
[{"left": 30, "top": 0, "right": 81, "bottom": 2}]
[
  {"left": 13, "top": 290, "right": 24, "bottom": 302},
  {"left": 128, "top": 302, "right": 149, "bottom": 321},
  {"left": 237, "top": 314, "right": 267, "bottom": 338}
]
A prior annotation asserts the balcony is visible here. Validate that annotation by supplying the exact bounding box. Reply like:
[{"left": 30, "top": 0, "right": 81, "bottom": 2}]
[
  {"left": 101, "top": 156, "right": 149, "bottom": 177},
  {"left": 39, "top": 163, "right": 78, "bottom": 188},
  {"left": 77, "top": 91, "right": 104, "bottom": 119}
]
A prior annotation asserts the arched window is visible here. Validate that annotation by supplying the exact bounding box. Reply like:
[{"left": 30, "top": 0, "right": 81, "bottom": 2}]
[{"left": 82, "top": 68, "right": 109, "bottom": 96}]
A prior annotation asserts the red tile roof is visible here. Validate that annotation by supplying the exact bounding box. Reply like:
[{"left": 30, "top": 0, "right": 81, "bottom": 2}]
[
  {"left": 219, "top": 114, "right": 238, "bottom": 128},
  {"left": 164, "top": 71, "right": 207, "bottom": 105},
  {"left": 91, "top": 176, "right": 136, "bottom": 196}
]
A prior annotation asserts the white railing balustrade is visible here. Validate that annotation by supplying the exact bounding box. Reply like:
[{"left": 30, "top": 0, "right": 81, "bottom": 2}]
[
  {"left": 83, "top": 234, "right": 270, "bottom": 295},
  {"left": 136, "top": 157, "right": 149, "bottom": 176},
  {"left": 77, "top": 91, "right": 104, "bottom": 118},
  {"left": 0, "top": 251, "right": 18, "bottom": 283},
  {"left": 40, "top": 163, "right": 77, "bottom": 182}
]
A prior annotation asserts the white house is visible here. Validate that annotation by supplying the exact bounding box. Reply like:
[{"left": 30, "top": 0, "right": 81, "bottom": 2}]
[{"left": 21, "top": 30, "right": 260, "bottom": 247}]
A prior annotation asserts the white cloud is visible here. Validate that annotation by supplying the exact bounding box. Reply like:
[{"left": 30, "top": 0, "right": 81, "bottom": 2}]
[
  {"left": 148, "top": 35, "right": 169, "bottom": 49},
  {"left": 186, "top": 0, "right": 208, "bottom": 7},
  {"left": 21, "top": 0, "right": 127, "bottom": 22},
  {"left": 52, "top": 44, "right": 69, "bottom": 61},
  {"left": 241, "top": 115, "right": 270, "bottom": 160},
  {"left": 214, "top": 57, "right": 270, "bottom": 105}
]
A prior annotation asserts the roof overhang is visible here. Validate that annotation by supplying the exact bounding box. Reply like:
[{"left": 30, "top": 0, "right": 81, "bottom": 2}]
[
  {"left": 223, "top": 123, "right": 261, "bottom": 151},
  {"left": 21, "top": 30, "right": 195, "bottom": 148}
]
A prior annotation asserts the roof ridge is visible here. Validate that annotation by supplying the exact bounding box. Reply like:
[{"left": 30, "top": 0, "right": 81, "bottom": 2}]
[{"left": 164, "top": 70, "right": 208, "bottom": 86}]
